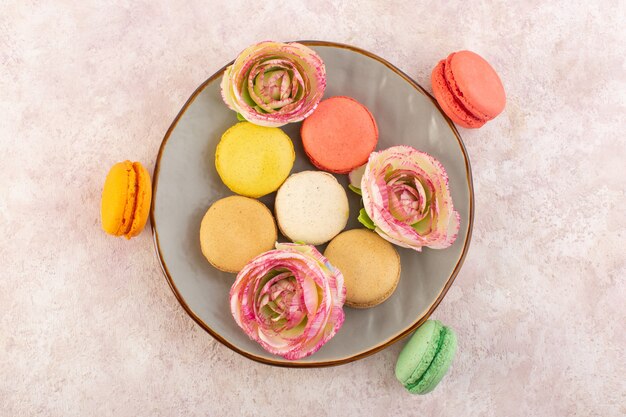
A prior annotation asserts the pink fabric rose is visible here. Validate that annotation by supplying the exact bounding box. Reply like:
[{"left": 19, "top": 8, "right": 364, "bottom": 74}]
[
  {"left": 220, "top": 41, "right": 326, "bottom": 127},
  {"left": 230, "top": 243, "right": 345, "bottom": 360},
  {"left": 352, "top": 145, "right": 460, "bottom": 251}
]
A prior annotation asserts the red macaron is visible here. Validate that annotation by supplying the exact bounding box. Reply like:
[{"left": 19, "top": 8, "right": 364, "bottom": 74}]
[
  {"left": 301, "top": 96, "right": 378, "bottom": 174},
  {"left": 431, "top": 51, "right": 505, "bottom": 128}
]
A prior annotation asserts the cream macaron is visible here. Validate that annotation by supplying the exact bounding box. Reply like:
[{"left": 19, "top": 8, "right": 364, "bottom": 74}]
[
  {"left": 324, "top": 229, "right": 401, "bottom": 308},
  {"left": 275, "top": 171, "right": 349, "bottom": 245}
]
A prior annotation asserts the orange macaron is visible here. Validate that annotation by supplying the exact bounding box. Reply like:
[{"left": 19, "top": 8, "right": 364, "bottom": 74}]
[
  {"left": 101, "top": 161, "right": 152, "bottom": 239},
  {"left": 301, "top": 96, "right": 378, "bottom": 174}
]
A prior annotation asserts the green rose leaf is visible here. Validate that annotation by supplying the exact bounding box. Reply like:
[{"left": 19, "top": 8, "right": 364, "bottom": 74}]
[
  {"left": 348, "top": 184, "right": 362, "bottom": 196},
  {"left": 358, "top": 208, "right": 376, "bottom": 230}
]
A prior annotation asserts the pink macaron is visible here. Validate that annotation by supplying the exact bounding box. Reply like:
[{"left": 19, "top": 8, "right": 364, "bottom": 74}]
[
  {"left": 301, "top": 96, "right": 378, "bottom": 174},
  {"left": 431, "top": 51, "right": 506, "bottom": 128}
]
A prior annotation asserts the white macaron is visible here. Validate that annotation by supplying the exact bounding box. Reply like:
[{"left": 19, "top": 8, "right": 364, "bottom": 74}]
[{"left": 275, "top": 171, "right": 349, "bottom": 245}]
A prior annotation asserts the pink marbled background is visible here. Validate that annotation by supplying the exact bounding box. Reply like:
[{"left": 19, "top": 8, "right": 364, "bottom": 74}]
[{"left": 1, "top": 1, "right": 624, "bottom": 416}]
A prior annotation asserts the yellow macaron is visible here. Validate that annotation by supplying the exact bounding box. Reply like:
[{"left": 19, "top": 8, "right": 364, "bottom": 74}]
[
  {"left": 101, "top": 161, "right": 152, "bottom": 239},
  {"left": 215, "top": 122, "right": 295, "bottom": 198},
  {"left": 324, "top": 229, "right": 401, "bottom": 308}
]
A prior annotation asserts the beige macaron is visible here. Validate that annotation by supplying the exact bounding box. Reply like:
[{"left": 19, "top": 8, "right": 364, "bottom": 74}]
[
  {"left": 275, "top": 170, "right": 349, "bottom": 245},
  {"left": 324, "top": 229, "right": 401, "bottom": 308},
  {"left": 199, "top": 196, "right": 277, "bottom": 273}
]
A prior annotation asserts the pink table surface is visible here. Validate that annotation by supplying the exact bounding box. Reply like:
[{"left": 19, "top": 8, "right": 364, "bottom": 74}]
[{"left": 1, "top": 1, "right": 624, "bottom": 416}]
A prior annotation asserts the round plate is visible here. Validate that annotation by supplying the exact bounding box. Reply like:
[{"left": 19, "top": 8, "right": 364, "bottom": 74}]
[{"left": 151, "top": 41, "right": 473, "bottom": 367}]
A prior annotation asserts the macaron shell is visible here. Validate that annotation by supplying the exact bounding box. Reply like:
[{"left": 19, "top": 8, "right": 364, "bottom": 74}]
[
  {"left": 101, "top": 161, "right": 137, "bottom": 237},
  {"left": 395, "top": 320, "right": 442, "bottom": 386},
  {"left": 125, "top": 162, "right": 152, "bottom": 239},
  {"left": 448, "top": 50, "right": 506, "bottom": 119},
  {"left": 215, "top": 122, "right": 295, "bottom": 198},
  {"left": 431, "top": 61, "right": 485, "bottom": 129},
  {"left": 409, "top": 326, "right": 457, "bottom": 394},
  {"left": 324, "top": 229, "right": 400, "bottom": 308},
  {"left": 301, "top": 96, "right": 378, "bottom": 174},
  {"left": 199, "top": 196, "right": 277, "bottom": 273},
  {"left": 275, "top": 171, "right": 349, "bottom": 245}
]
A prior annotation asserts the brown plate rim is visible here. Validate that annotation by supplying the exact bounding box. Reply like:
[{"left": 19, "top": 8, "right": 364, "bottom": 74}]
[{"left": 149, "top": 40, "right": 474, "bottom": 368}]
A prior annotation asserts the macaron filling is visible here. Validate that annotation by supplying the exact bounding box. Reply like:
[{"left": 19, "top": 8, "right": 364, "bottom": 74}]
[
  {"left": 126, "top": 162, "right": 147, "bottom": 238},
  {"left": 117, "top": 162, "right": 138, "bottom": 236}
]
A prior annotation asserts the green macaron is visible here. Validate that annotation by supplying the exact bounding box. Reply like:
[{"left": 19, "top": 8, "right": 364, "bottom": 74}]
[{"left": 395, "top": 320, "right": 457, "bottom": 394}]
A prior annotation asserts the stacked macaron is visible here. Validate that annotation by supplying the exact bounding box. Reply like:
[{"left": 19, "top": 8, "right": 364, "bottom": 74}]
[
  {"left": 431, "top": 50, "right": 506, "bottom": 128},
  {"left": 96, "top": 40, "right": 505, "bottom": 378},
  {"left": 101, "top": 161, "right": 152, "bottom": 239},
  {"left": 395, "top": 320, "right": 458, "bottom": 394}
]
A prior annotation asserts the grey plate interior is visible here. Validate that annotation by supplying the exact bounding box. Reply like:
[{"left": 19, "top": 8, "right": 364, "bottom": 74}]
[{"left": 151, "top": 42, "right": 473, "bottom": 366}]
